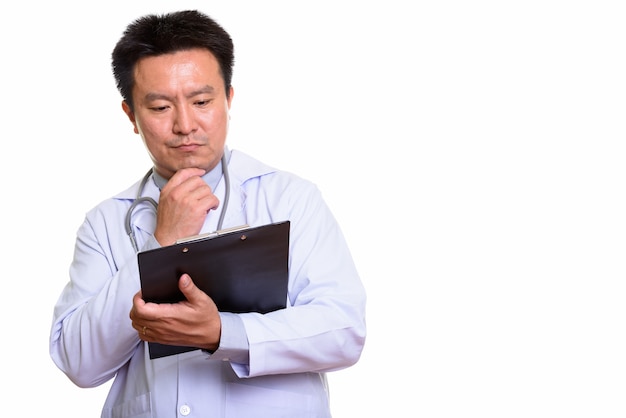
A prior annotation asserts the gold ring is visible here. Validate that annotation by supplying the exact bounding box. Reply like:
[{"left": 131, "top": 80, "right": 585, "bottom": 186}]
[{"left": 142, "top": 326, "right": 147, "bottom": 336}]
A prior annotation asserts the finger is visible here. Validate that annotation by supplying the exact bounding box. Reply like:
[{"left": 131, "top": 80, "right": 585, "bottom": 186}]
[
  {"left": 129, "top": 292, "right": 140, "bottom": 321},
  {"left": 165, "top": 175, "right": 215, "bottom": 212},
  {"left": 131, "top": 291, "right": 145, "bottom": 314},
  {"left": 199, "top": 193, "right": 220, "bottom": 213},
  {"left": 166, "top": 168, "right": 206, "bottom": 189}
]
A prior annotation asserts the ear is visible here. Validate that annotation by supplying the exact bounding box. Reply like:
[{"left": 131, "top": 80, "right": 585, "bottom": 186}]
[
  {"left": 121, "top": 101, "right": 139, "bottom": 134},
  {"left": 227, "top": 86, "right": 234, "bottom": 108}
]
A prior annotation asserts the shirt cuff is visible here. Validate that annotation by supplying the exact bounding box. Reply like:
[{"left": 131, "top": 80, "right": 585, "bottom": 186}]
[{"left": 205, "top": 312, "right": 249, "bottom": 365}]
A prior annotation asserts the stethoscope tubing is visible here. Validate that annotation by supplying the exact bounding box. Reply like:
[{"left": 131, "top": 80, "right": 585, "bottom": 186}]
[{"left": 125, "top": 154, "right": 230, "bottom": 252}]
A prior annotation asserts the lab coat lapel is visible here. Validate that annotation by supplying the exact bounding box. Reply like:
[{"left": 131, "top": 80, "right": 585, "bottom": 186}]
[
  {"left": 130, "top": 177, "right": 160, "bottom": 243},
  {"left": 199, "top": 171, "right": 246, "bottom": 233}
]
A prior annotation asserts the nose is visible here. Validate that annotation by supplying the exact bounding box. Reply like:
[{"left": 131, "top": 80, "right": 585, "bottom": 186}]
[{"left": 173, "top": 105, "right": 197, "bottom": 135}]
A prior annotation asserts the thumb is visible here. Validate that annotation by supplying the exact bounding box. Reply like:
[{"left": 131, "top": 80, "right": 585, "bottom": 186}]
[{"left": 178, "top": 273, "right": 202, "bottom": 303}]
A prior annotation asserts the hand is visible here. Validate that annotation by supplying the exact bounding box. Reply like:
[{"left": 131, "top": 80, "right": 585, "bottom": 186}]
[
  {"left": 154, "top": 167, "right": 220, "bottom": 246},
  {"left": 129, "top": 274, "right": 221, "bottom": 351}
]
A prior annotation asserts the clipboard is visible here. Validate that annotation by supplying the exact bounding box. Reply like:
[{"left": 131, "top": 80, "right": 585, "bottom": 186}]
[{"left": 137, "top": 220, "right": 290, "bottom": 359}]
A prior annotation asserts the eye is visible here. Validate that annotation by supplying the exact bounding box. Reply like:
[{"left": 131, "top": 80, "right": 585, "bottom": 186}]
[
  {"left": 196, "top": 98, "right": 213, "bottom": 107},
  {"left": 149, "top": 105, "right": 170, "bottom": 112}
]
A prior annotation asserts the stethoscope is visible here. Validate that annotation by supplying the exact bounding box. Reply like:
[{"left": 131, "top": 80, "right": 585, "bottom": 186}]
[{"left": 125, "top": 153, "right": 231, "bottom": 252}]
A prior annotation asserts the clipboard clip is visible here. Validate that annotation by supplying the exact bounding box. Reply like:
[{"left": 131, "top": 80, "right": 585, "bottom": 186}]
[{"left": 175, "top": 224, "right": 250, "bottom": 244}]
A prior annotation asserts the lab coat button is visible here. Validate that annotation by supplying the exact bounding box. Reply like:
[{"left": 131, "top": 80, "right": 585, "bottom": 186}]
[{"left": 179, "top": 404, "right": 191, "bottom": 416}]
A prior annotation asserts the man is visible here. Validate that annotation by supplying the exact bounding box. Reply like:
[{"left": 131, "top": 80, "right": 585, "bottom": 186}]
[{"left": 49, "top": 9, "right": 366, "bottom": 418}]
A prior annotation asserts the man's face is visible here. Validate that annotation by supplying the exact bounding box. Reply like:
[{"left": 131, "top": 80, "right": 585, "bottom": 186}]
[{"left": 123, "top": 48, "right": 233, "bottom": 179}]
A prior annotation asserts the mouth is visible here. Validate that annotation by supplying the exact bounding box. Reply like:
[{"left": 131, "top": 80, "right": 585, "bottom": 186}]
[{"left": 173, "top": 142, "right": 203, "bottom": 152}]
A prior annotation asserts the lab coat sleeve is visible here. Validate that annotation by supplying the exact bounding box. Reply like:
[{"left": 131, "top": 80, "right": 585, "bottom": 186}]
[
  {"left": 49, "top": 201, "right": 146, "bottom": 388},
  {"left": 232, "top": 178, "right": 367, "bottom": 378}
]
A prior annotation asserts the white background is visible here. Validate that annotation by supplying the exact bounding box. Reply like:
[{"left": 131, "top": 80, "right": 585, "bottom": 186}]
[{"left": 2, "top": 1, "right": 626, "bottom": 417}]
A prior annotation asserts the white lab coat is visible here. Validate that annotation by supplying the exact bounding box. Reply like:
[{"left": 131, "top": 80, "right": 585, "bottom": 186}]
[{"left": 50, "top": 149, "right": 367, "bottom": 418}]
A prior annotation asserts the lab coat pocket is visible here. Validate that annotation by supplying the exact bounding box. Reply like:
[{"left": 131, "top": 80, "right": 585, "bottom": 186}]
[
  {"left": 102, "top": 392, "right": 152, "bottom": 418},
  {"left": 224, "top": 382, "right": 322, "bottom": 418}
]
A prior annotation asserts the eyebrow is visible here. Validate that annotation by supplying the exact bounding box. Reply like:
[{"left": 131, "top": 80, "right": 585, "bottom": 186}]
[{"left": 144, "top": 85, "right": 216, "bottom": 102}]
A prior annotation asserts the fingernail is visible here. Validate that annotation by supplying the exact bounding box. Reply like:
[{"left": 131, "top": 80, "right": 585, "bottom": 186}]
[{"left": 181, "top": 274, "right": 190, "bottom": 287}]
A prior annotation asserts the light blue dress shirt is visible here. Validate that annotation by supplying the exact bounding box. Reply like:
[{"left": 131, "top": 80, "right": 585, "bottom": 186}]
[{"left": 50, "top": 149, "right": 367, "bottom": 418}]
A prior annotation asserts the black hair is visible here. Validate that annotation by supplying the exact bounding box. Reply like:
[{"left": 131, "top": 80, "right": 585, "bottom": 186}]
[{"left": 111, "top": 10, "right": 234, "bottom": 111}]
